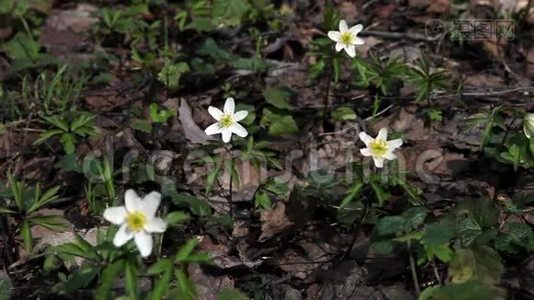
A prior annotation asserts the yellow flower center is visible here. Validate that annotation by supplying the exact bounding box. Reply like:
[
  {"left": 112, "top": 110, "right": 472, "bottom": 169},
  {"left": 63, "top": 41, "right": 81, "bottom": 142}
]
[
  {"left": 340, "top": 32, "right": 353, "bottom": 45},
  {"left": 126, "top": 211, "right": 146, "bottom": 232},
  {"left": 219, "top": 115, "right": 234, "bottom": 128},
  {"left": 370, "top": 139, "right": 388, "bottom": 157}
]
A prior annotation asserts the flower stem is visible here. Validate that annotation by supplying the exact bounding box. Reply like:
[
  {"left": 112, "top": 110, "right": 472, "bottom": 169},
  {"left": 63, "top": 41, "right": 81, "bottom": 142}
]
[
  {"left": 322, "top": 66, "right": 334, "bottom": 124},
  {"left": 225, "top": 145, "right": 234, "bottom": 221}
]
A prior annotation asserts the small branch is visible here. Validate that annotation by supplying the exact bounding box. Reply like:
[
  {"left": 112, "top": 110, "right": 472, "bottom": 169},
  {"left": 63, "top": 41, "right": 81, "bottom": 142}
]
[
  {"left": 431, "top": 259, "right": 442, "bottom": 285},
  {"left": 408, "top": 244, "right": 421, "bottom": 295}
]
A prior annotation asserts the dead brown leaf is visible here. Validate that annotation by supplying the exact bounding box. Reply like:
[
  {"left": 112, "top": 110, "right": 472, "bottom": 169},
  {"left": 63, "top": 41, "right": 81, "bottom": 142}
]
[
  {"left": 179, "top": 98, "right": 213, "bottom": 144},
  {"left": 259, "top": 202, "right": 293, "bottom": 242}
]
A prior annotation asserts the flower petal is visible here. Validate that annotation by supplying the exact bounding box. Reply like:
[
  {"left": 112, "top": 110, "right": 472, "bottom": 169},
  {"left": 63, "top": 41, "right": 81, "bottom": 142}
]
[
  {"left": 344, "top": 45, "right": 356, "bottom": 57},
  {"left": 125, "top": 189, "right": 141, "bottom": 212},
  {"left": 335, "top": 42, "right": 344, "bottom": 52},
  {"left": 358, "top": 132, "right": 373, "bottom": 146},
  {"left": 388, "top": 139, "right": 403, "bottom": 149},
  {"left": 224, "top": 97, "right": 235, "bottom": 115},
  {"left": 383, "top": 152, "right": 397, "bottom": 160},
  {"left": 349, "top": 24, "right": 363, "bottom": 35},
  {"left": 354, "top": 37, "right": 365, "bottom": 45},
  {"left": 230, "top": 123, "right": 248, "bottom": 137},
  {"left": 113, "top": 223, "right": 134, "bottom": 247},
  {"left": 373, "top": 157, "right": 384, "bottom": 168},
  {"left": 221, "top": 129, "right": 232, "bottom": 143},
  {"left": 339, "top": 20, "right": 348, "bottom": 32},
  {"left": 377, "top": 128, "right": 388, "bottom": 141},
  {"left": 103, "top": 206, "right": 127, "bottom": 225},
  {"left": 233, "top": 110, "right": 248, "bottom": 122},
  {"left": 144, "top": 218, "right": 166, "bottom": 233},
  {"left": 327, "top": 31, "right": 341, "bottom": 42},
  {"left": 208, "top": 106, "right": 224, "bottom": 121},
  {"left": 205, "top": 123, "right": 221, "bottom": 135},
  {"left": 360, "top": 148, "right": 372, "bottom": 157},
  {"left": 140, "top": 191, "right": 161, "bottom": 219},
  {"left": 134, "top": 231, "right": 153, "bottom": 257}
]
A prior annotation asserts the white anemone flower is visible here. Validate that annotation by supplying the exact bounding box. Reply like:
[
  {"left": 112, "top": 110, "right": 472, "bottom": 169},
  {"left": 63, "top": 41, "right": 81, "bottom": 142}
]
[
  {"left": 103, "top": 190, "right": 167, "bottom": 257},
  {"left": 359, "top": 128, "right": 403, "bottom": 168},
  {"left": 524, "top": 113, "right": 534, "bottom": 139},
  {"left": 205, "top": 97, "right": 248, "bottom": 143},
  {"left": 327, "top": 20, "right": 365, "bottom": 58}
]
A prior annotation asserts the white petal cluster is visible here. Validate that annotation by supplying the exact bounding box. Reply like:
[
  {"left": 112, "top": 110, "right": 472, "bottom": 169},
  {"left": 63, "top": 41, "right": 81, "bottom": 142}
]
[
  {"left": 204, "top": 97, "right": 248, "bottom": 143},
  {"left": 359, "top": 128, "right": 403, "bottom": 168},
  {"left": 327, "top": 20, "right": 365, "bottom": 58},
  {"left": 103, "top": 190, "right": 167, "bottom": 257}
]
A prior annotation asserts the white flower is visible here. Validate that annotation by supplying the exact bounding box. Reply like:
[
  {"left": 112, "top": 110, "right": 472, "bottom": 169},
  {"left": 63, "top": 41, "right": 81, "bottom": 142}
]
[
  {"left": 359, "top": 128, "right": 403, "bottom": 168},
  {"left": 204, "top": 97, "right": 248, "bottom": 143},
  {"left": 327, "top": 20, "right": 365, "bottom": 58},
  {"left": 524, "top": 113, "right": 534, "bottom": 139},
  {"left": 103, "top": 189, "right": 167, "bottom": 257}
]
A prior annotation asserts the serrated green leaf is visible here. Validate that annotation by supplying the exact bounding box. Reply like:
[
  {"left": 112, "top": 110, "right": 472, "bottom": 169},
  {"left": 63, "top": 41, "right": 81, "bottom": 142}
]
[
  {"left": 449, "top": 246, "right": 503, "bottom": 285},
  {"left": 422, "top": 223, "right": 455, "bottom": 246},
  {"left": 376, "top": 216, "right": 408, "bottom": 236},
  {"left": 263, "top": 86, "right": 293, "bottom": 110}
]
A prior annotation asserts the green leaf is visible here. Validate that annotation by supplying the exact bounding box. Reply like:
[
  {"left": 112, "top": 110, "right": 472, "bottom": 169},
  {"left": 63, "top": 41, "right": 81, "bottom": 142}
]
[
  {"left": 170, "top": 193, "right": 211, "bottom": 217},
  {"left": 0, "top": 271, "right": 12, "bottom": 300},
  {"left": 376, "top": 216, "right": 408, "bottom": 236},
  {"left": 34, "top": 129, "right": 64, "bottom": 145},
  {"left": 255, "top": 191, "right": 271, "bottom": 210},
  {"left": 29, "top": 215, "right": 66, "bottom": 232},
  {"left": 205, "top": 162, "right": 222, "bottom": 195},
  {"left": 21, "top": 220, "right": 32, "bottom": 254},
  {"left": 63, "top": 266, "right": 100, "bottom": 294},
  {"left": 147, "top": 258, "right": 173, "bottom": 275},
  {"left": 370, "top": 240, "right": 394, "bottom": 255},
  {"left": 425, "top": 244, "right": 453, "bottom": 263},
  {"left": 94, "top": 259, "right": 124, "bottom": 299},
  {"left": 422, "top": 223, "right": 455, "bottom": 246},
  {"left": 331, "top": 107, "right": 357, "bottom": 121},
  {"left": 27, "top": 185, "right": 60, "bottom": 214},
  {"left": 457, "top": 216, "right": 482, "bottom": 246},
  {"left": 175, "top": 269, "right": 196, "bottom": 300},
  {"left": 132, "top": 118, "right": 153, "bottom": 133},
  {"left": 54, "top": 154, "right": 82, "bottom": 173},
  {"left": 175, "top": 239, "right": 197, "bottom": 262},
  {"left": 0, "top": 207, "right": 15, "bottom": 214},
  {"left": 125, "top": 259, "right": 138, "bottom": 299},
  {"left": 165, "top": 211, "right": 191, "bottom": 225},
  {"left": 401, "top": 207, "right": 428, "bottom": 228},
  {"left": 370, "top": 180, "right": 390, "bottom": 206},
  {"left": 340, "top": 181, "right": 363, "bottom": 207},
  {"left": 448, "top": 246, "right": 503, "bottom": 285},
  {"left": 260, "top": 107, "right": 298, "bottom": 136},
  {"left": 419, "top": 281, "right": 504, "bottom": 300},
  {"left": 150, "top": 263, "right": 173, "bottom": 300},
  {"left": 217, "top": 288, "right": 248, "bottom": 300},
  {"left": 263, "top": 86, "right": 293, "bottom": 110}
]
